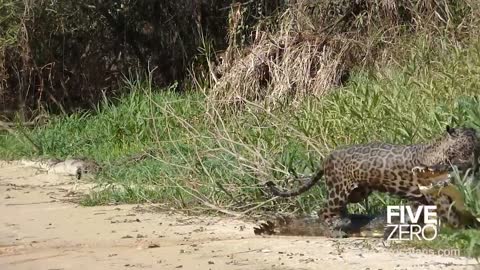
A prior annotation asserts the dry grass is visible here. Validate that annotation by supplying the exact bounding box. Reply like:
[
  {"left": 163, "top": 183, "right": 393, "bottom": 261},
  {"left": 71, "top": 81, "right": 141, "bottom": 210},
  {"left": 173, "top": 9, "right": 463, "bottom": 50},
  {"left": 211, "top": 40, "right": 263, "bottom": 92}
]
[
  {"left": 205, "top": 0, "right": 480, "bottom": 110},
  {"left": 207, "top": 6, "right": 351, "bottom": 109},
  {"left": 209, "top": 31, "right": 347, "bottom": 109}
]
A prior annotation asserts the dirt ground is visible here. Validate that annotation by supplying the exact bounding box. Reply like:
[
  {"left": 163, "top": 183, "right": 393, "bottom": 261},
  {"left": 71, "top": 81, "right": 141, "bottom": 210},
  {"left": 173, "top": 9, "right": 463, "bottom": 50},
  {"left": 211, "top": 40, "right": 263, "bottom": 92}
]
[{"left": 0, "top": 161, "right": 479, "bottom": 270}]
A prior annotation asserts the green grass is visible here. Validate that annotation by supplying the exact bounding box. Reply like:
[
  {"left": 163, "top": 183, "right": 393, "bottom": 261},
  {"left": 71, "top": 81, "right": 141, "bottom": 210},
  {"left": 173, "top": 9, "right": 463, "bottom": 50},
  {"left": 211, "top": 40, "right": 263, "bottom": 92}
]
[{"left": 1, "top": 38, "right": 480, "bottom": 257}]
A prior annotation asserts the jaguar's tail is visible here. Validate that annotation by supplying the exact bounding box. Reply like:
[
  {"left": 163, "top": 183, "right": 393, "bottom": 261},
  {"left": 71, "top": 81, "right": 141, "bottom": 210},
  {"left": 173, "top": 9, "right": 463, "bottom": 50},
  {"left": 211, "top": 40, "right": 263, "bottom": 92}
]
[{"left": 265, "top": 168, "right": 324, "bottom": 197}]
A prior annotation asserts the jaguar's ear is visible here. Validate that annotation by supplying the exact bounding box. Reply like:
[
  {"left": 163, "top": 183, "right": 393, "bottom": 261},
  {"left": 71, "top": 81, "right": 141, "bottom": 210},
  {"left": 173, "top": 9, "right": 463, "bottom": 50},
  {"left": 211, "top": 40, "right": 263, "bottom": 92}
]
[{"left": 446, "top": 125, "right": 455, "bottom": 136}]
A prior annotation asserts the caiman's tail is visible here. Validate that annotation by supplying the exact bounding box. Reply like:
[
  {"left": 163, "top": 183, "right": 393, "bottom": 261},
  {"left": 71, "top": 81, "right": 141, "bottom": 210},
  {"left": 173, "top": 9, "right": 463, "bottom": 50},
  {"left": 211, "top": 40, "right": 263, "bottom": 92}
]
[{"left": 265, "top": 168, "right": 324, "bottom": 197}]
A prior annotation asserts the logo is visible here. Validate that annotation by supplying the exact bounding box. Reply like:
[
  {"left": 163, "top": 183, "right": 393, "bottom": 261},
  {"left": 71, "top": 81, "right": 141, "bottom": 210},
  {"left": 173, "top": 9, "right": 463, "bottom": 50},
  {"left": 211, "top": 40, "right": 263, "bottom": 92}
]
[{"left": 385, "top": 205, "right": 439, "bottom": 241}]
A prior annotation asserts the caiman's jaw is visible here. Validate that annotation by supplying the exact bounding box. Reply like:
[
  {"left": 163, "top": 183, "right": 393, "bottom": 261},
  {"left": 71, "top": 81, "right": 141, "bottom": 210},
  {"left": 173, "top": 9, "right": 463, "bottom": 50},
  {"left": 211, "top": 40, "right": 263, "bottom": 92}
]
[
  {"left": 417, "top": 156, "right": 474, "bottom": 174},
  {"left": 412, "top": 165, "right": 451, "bottom": 187},
  {"left": 412, "top": 165, "right": 450, "bottom": 177}
]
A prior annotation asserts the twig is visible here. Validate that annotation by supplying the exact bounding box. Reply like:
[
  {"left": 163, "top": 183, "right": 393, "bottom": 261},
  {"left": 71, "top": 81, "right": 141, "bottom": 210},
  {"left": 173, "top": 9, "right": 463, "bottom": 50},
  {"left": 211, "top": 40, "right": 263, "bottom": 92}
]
[
  {"left": 240, "top": 196, "right": 278, "bottom": 216},
  {"left": 0, "top": 120, "right": 41, "bottom": 153},
  {"left": 0, "top": 121, "right": 36, "bottom": 129},
  {"left": 202, "top": 201, "right": 243, "bottom": 217},
  {"left": 168, "top": 177, "right": 243, "bottom": 218}
]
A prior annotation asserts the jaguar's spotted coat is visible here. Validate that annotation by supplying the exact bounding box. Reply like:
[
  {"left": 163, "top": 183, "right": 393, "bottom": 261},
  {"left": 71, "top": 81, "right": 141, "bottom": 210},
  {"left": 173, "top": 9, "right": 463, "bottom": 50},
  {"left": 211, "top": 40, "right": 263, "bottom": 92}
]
[{"left": 267, "top": 126, "right": 479, "bottom": 231}]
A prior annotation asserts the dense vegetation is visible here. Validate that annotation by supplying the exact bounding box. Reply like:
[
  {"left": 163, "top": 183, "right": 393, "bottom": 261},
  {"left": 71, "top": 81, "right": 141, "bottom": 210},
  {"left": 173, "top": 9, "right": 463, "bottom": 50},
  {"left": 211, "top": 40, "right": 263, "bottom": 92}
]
[{"left": 1, "top": 0, "right": 480, "bottom": 257}]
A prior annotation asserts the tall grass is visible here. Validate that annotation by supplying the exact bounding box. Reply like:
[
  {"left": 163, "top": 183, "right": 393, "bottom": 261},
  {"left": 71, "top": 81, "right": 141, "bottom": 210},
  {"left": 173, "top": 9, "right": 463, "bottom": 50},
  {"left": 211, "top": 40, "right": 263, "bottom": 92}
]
[
  {"left": 1, "top": 36, "right": 479, "bottom": 209},
  {"left": 1, "top": 34, "right": 480, "bottom": 255}
]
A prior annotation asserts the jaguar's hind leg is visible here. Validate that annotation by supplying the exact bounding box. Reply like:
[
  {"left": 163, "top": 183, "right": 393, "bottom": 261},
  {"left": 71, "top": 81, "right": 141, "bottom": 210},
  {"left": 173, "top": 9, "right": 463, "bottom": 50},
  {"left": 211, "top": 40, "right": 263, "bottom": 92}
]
[{"left": 318, "top": 175, "right": 361, "bottom": 234}]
